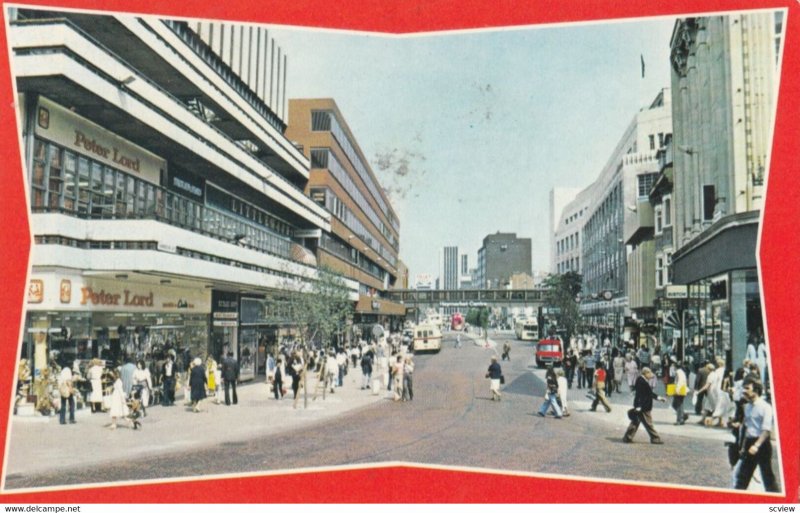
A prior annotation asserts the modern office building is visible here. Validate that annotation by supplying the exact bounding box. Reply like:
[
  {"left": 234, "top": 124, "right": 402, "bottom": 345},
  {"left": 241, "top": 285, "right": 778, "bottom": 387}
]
[
  {"left": 578, "top": 89, "right": 672, "bottom": 343},
  {"left": 549, "top": 187, "right": 582, "bottom": 274},
  {"left": 668, "top": 13, "right": 780, "bottom": 370},
  {"left": 285, "top": 98, "right": 405, "bottom": 332},
  {"left": 459, "top": 253, "right": 473, "bottom": 289},
  {"left": 438, "top": 246, "right": 459, "bottom": 290},
  {"left": 551, "top": 187, "right": 590, "bottom": 275},
  {"left": 10, "top": 9, "right": 357, "bottom": 382},
  {"left": 476, "top": 232, "right": 532, "bottom": 289}
]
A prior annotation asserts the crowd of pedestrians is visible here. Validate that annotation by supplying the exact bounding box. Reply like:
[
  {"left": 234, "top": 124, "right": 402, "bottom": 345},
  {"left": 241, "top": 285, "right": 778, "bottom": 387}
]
[
  {"left": 259, "top": 334, "right": 418, "bottom": 406},
  {"left": 484, "top": 329, "right": 778, "bottom": 493}
]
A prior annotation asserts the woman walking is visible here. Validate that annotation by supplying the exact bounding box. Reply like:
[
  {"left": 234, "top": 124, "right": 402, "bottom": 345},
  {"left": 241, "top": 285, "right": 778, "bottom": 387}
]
[
  {"left": 486, "top": 355, "right": 503, "bottom": 401},
  {"left": 189, "top": 357, "right": 207, "bottom": 412},
  {"left": 625, "top": 354, "right": 639, "bottom": 392},
  {"left": 107, "top": 371, "right": 129, "bottom": 430},
  {"left": 132, "top": 360, "right": 152, "bottom": 416},
  {"left": 613, "top": 350, "right": 625, "bottom": 394},
  {"left": 206, "top": 355, "right": 218, "bottom": 404},
  {"left": 87, "top": 358, "right": 104, "bottom": 413},
  {"left": 392, "top": 355, "right": 405, "bottom": 402}
]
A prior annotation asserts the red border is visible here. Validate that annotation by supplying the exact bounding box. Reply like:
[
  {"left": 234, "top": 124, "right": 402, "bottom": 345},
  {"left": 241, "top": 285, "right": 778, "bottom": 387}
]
[{"left": 0, "top": 0, "right": 797, "bottom": 503}]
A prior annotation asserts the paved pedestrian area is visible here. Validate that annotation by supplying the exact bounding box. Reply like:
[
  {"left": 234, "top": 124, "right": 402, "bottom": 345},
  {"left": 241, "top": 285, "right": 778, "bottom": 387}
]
[
  {"left": 467, "top": 330, "right": 736, "bottom": 444},
  {"left": 5, "top": 370, "right": 387, "bottom": 478},
  {"left": 464, "top": 330, "right": 773, "bottom": 493}
]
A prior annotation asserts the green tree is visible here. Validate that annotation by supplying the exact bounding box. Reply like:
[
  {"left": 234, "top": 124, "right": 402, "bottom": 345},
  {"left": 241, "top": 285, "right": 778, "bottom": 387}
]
[
  {"left": 280, "top": 266, "right": 354, "bottom": 409},
  {"left": 286, "top": 266, "right": 354, "bottom": 349},
  {"left": 541, "top": 271, "right": 583, "bottom": 340},
  {"left": 465, "top": 307, "right": 490, "bottom": 338}
]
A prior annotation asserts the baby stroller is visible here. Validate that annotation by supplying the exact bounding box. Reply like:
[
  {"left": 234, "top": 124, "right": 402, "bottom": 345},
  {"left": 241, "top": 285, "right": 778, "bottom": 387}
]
[{"left": 127, "top": 384, "right": 145, "bottom": 430}]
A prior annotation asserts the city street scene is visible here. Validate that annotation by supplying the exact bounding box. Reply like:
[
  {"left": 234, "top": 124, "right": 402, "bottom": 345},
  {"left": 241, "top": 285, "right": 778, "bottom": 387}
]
[{"left": 3, "top": 5, "right": 785, "bottom": 497}]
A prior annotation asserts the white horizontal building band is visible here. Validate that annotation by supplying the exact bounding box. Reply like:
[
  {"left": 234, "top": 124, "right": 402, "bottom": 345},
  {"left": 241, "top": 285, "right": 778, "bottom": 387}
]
[
  {"left": 137, "top": 18, "right": 308, "bottom": 179},
  {"left": 30, "top": 214, "right": 328, "bottom": 281},
  {"left": 10, "top": 22, "right": 331, "bottom": 232}
]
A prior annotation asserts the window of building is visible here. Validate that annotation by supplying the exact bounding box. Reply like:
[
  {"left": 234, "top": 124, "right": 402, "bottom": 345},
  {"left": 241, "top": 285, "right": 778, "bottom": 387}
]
[
  {"left": 656, "top": 255, "right": 664, "bottom": 288},
  {"left": 654, "top": 205, "right": 663, "bottom": 234},
  {"left": 310, "top": 110, "right": 332, "bottom": 131},
  {"left": 637, "top": 173, "right": 658, "bottom": 198},
  {"left": 703, "top": 185, "right": 716, "bottom": 221},
  {"left": 665, "top": 251, "right": 673, "bottom": 285},
  {"left": 663, "top": 196, "right": 672, "bottom": 227},
  {"left": 658, "top": 133, "right": 665, "bottom": 148},
  {"left": 649, "top": 135, "right": 655, "bottom": 150}
]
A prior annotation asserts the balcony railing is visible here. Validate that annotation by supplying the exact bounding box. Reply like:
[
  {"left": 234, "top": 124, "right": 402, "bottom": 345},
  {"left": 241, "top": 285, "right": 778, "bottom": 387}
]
[{"left": 29, "top": 138, "right": 315, "bottom": 268}]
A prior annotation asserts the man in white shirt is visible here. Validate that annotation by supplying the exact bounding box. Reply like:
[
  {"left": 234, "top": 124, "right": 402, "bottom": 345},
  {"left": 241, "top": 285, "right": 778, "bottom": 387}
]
[
  {"left": 325, "top": 353, "right": 339, "bottom": 393},
  {"left": 57, "top": 363, "right": 76, "bottom": 425},
  {"left": 734, "top": 381, "right": 779, "bottom": 492}
]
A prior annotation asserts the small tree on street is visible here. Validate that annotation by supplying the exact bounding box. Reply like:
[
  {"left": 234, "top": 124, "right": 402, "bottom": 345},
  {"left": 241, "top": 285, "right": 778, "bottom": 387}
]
[
  {"left": 288, "top": 266, "right": 354, "bottom": 349},
  {"left": 542, "top": 271, "right": 583, "bottom": 341},
  {"left": 279, "top": 266, "right": 353, "bottom": 409}
]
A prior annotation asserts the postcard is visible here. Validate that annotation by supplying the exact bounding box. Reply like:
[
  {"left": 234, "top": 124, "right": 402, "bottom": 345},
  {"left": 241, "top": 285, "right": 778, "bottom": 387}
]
[{"left": 0, "top": 0, "right": 797, "bottom": 504}]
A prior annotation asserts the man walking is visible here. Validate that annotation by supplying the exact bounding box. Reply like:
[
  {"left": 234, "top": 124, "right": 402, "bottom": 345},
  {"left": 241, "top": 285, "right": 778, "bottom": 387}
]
[
  {"left": 623, "top": 367, "right": 666, "bottom": 444},
  {"left": 360, "top": 350, "right": 373, "bottom": 390},
  {"left": 501, "top": 342, "right": 511, "bottom": 361},
  {"left": 734, "top": 381, "right": 779, "bottom": 492},
  {"left": 694, "top": 361, "right": 712, "bottom": 416},
  {"left": 589, "top": 361, "right": 612, "bottom": 413},
  {"left": 537, "top": 366, "right": 562, "bottom": 418},
  {"left": 161, "top": 353, "right": 176, "bottom": 406},
  {"left": 221, "top": 351, "right": 239, "bottom": 405},
  {"left": 584, "top": 350, "right": 596, "bottom": 389},
  {"left": 57, "top": 361, "right": 76, "bottom": 425}
]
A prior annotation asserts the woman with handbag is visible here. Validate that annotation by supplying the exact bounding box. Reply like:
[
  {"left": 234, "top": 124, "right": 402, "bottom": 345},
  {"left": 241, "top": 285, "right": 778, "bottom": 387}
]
[
  {"left": 672, "top": 360, "right": 689, "bottom": 425},
  {"left": 486, "top": 355, "right": 503, "bottom": 401}
]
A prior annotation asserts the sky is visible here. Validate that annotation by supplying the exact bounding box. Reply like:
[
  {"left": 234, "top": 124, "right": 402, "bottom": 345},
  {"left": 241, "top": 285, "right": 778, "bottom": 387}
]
[{"left": 267, "top": 17, "right": 677, "bottom": 282}]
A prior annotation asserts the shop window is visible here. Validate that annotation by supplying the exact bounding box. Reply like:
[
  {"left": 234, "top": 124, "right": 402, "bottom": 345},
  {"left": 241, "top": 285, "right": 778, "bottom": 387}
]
[{"left": 63, "top": 151, "right": 76, "bottom": 211}]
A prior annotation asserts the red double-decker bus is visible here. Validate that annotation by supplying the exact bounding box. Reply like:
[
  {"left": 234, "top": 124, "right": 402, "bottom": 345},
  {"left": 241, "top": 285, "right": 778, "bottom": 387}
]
[{"left": 451, "top": 312, "right": 465, "bottom": 331}]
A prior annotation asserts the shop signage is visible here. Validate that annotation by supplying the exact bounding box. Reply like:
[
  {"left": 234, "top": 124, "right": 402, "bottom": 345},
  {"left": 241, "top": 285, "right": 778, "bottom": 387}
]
[
  {"left": 295, "top": 229, "right": 322, "bottom": 238},
  {"left": 80, "top": 287, "right": 154, "bottom": 307},
  {"left": 213, "top": 320, "right": 238, "bottom": 327},
  {"left": 35, "top": 96, "right": 165, "bottom": 184},
  {"left": 73, "top": 130, "right": 142, "bottom": 172},
  {"left": 665, "top": 285, "right": 688, "bottom": 299},
  {"left": 213, "top": 312, "right": 238, "bottom": 319},
  {"left": 60, "top": 279, "right": 71, "bottom": 303},
  {"left": 157, "top": 242, "right": 177, "bottom": 254},
  {"left": 28, "top": 280, "right": 43, "bottom": 303},
  {"left": 169, "top": 168, "right": 205, "bottom": 200},
  {"left": 26, "top": 273, "right": 211, "bottom": 313}
]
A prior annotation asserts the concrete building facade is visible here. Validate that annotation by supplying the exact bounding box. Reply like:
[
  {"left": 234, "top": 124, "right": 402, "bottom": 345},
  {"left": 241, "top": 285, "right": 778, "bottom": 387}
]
[
  {"left": 668, "top": 13, "right": 780, "bottom": 371},
  {"left": 551, "top": 187, "right": 590, "bottom": 275},
  {"left": 11, "top": 9, "right": 356, "bottom": 382},
  {"left": 477, "top": 232, "right": 532, "bottom": 290},
  {"left": 285, "top": 98, "right": 405, "bottom": 331},
  {"left": 578, "top": 89, "right": 672, "bottom": 341}
]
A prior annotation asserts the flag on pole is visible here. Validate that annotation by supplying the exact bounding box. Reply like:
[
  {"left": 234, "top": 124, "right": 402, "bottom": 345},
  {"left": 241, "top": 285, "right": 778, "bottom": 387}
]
[{"left": 641, "top": 54, "right": 646, "bottom": 78}]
